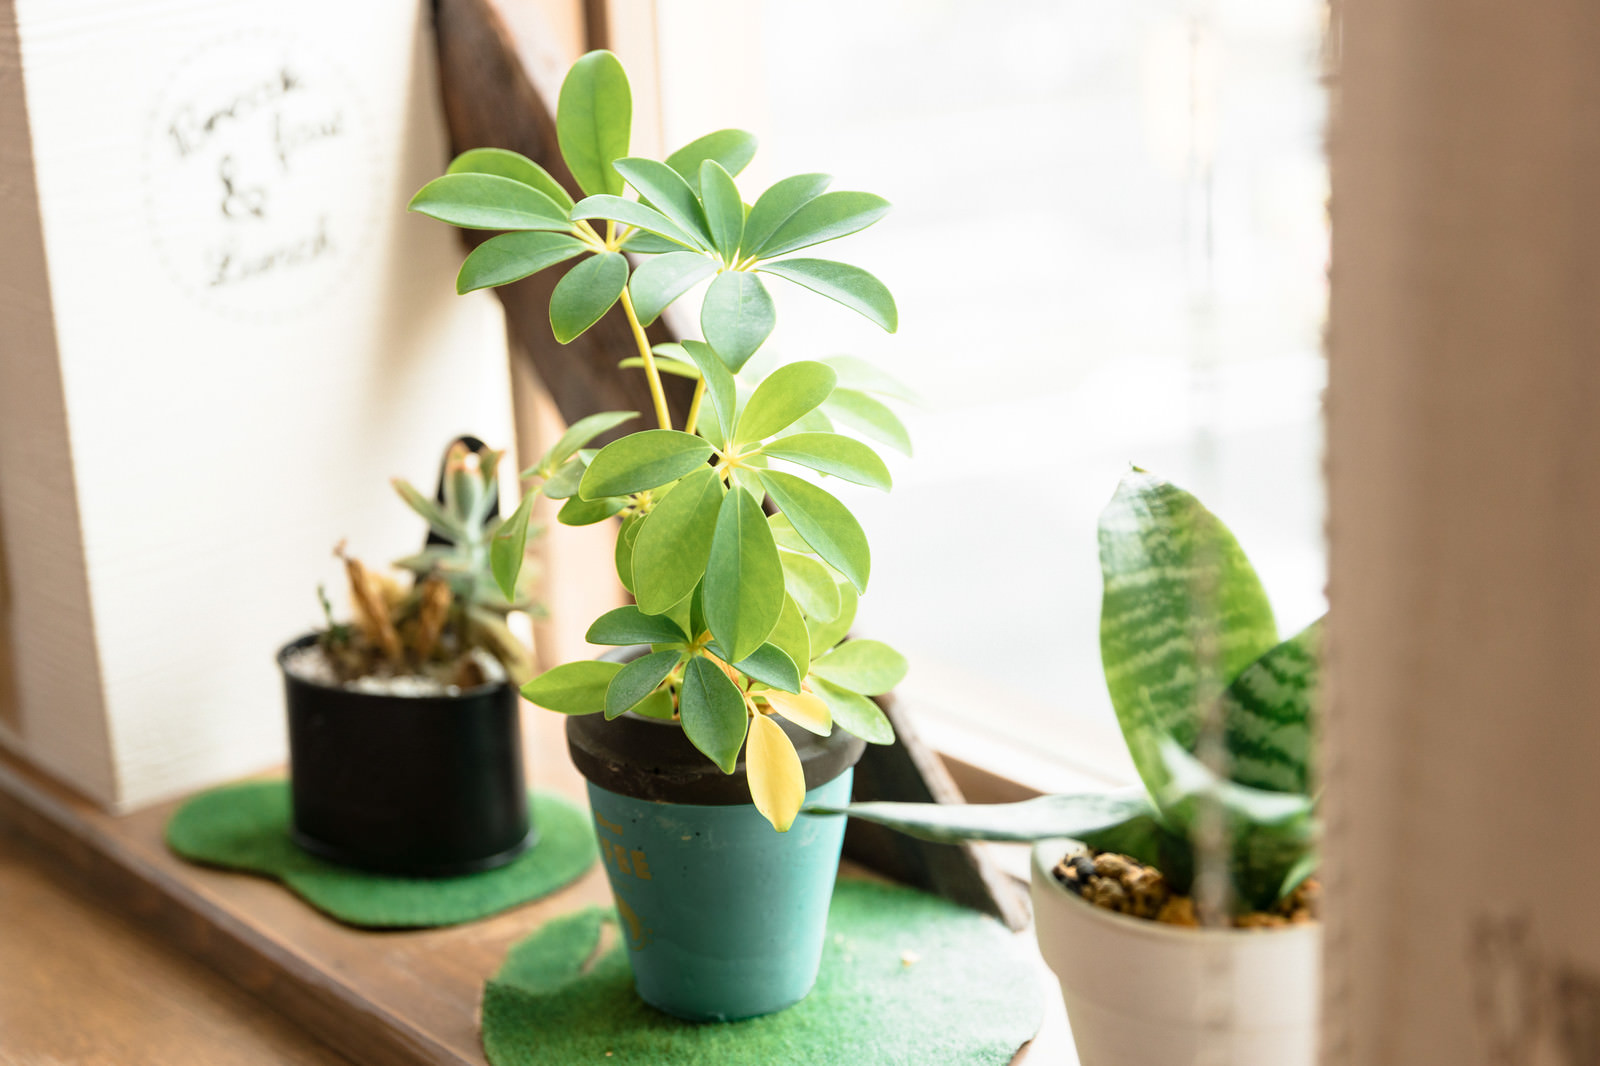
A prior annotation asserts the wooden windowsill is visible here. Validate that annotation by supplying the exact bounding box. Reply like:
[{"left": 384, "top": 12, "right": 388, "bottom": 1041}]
[{"left": 0, "top": 708, "right": 1071, "bottom": 1065}]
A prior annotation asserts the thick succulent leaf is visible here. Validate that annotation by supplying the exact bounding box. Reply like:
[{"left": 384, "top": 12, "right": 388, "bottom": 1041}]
[
  {"left": 571, "top": 195, "right": 699, "bottom": 249},
  {"left": 679, "top": 656, "right": 750, "bottom": 773},
  {"left": 736, "top": 361, "right": 838, "bottom": 444},
  {"left": 806, "top": 580, "right": 858, "bottom": 653},
  {"left": 557, "top": 494, "right": 627, "bottom": 526},
  {"left": 763, "top": 689, "right": 831, "bottom": 736},
  {"left": 747, "top": 713, "right": 805, "bottom": 831},
  {"left": 678, "top": 340, "right": 738, "bottom": 443},
  {"left": 733, "top": 642, "right": 801, "bottom": 694},
  {"left": 579, "top": 430, "right": 713, "bottom": 499},
  {"left": 605, "top": 649, "right": 681, "bottom": 719},
  {"left": 457, "top": 231, "right": 587, "bottom": 293},
  {"left": 525, "top": 410, "right": 636, "bottom": 479},
  {"left": 586, "top": 605, "right": 689, "bottom": 646},
  {"left": 666, "top": 129, "right": 758, "bottom": 193},
  {"left": 741, "top": 173, "right": 832, "bottom": 256},
  {"left": 549, "top": 253, "right": 629, "bottom": 343},
  {"left": 823, "top": 388, "right": 913, "bottom": 456},
  {"left": 811, "top": 678, "right": 893, "bottom": 744},
  {"left": 490, "top": 493, "right": 535, "bottom": 600},
  {"left": 1099, "top": 471, "right": 1279, "bottom": 797},
  {"left": 521, "top": 660, "right": 623, "bottom": 714},
  {"left": 628, "top": 251, "right": 716, "bottom": 326},
  {"left": 613, "top": 157, "right": 712, "bottom": 250},
  {"left": 779, "top": 550, "right": 842, "bottom": 622},
  {"left": 556, "top": 50, "right": 630, "bottom": 197},
  {"left": 392, "top": 478, "right": 466, "bottom": 542},
  {"left": 762, "top": 470, "right": 870, "bottom": 592},
  {"left": 1219, "top": 617, "right": 1324, "bottom": 794},
  {"left": 752, "top": 191, "right": 890, "bottom": 259},
  {"left": 701, "top": 272, "right": 776, "bottom": 372},
  {"left": 447, "top": 147, "right": 574, "bottom": 210},
  {"left": 813, "top": 791, "right": 1161, "bottom": 845},
  {"left": 631, "top": 466, "right": 724, "bottom": 614},
  {"left": 703, "top": 487, "right": 785, "bottom": 663},
  {"left": 809, "top": 639, "right": 906, "bottom": 696},
  {"left": 762, "top": 432, "right": 891, "bottom": 491},
  {"left": 700, "top": 160, "right": 746, "bottom": 262},
  {"left": 408, "top": 173, "right": 571, "bottom": 231},
  {"left": 759, "top": 258, "right": 897, "bottom": 332}
]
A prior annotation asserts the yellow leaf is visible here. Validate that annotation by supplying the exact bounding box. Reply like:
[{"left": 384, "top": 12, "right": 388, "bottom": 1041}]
[
  {"left": 747, "top": 714, "right": 805, "bottom": 832},
  {"left": 762, "top": 689, "right": 832, "bottom": 736}
]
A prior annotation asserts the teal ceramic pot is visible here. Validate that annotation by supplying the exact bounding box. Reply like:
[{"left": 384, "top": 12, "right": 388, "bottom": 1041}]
[{"left": 567, "top": 698, "right": 865, "bottom": 1022}]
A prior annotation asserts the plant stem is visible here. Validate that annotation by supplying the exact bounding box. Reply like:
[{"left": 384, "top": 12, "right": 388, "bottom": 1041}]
[
  {"left": 618, "top": 288, "right": 673, "bottom": 431},
  {"left": 684, "top": 380, "right": 706, "bottom": 436}
]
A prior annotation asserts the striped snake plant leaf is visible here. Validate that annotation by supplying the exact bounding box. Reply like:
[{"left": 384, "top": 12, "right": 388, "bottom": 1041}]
[
  {"left": 1098, "top": 471, "right": 1279, "bottom": 798},
  {"left": 1219, "top": 616, "right": 1325, "bottom": 795}
]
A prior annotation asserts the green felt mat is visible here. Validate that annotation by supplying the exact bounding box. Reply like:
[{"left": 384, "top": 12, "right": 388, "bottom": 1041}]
[
  {"left": 166, "top": 781, "right": 596, "bottom": 929},
  {"left": 482, "top": 880, "right": 1045, "bottom": 1065}
]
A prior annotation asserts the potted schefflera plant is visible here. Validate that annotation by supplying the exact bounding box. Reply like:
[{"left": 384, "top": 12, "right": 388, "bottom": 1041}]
[
  {"left": 280, "top": 439, "right": 540, "bottom": 876},
  {"left": 409, "top": 51, "right": 910, "bottom": 1021},
  {"left": 819, "top": 472, "right": 1325, "bottom": 1066}
]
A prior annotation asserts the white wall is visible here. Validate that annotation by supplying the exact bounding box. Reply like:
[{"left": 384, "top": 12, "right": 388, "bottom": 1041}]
[{"left": 0, "top": 0, "right": 513, "bottom": 809}]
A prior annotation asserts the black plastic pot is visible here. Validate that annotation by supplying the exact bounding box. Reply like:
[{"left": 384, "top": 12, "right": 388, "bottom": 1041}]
[{"left": 280, "top": 633, "right": 532, "bottom": 877}]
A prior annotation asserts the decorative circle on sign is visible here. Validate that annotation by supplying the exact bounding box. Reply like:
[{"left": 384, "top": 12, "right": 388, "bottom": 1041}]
[{"left": 142, "top": 30, "right": 379, "bottom": 320}]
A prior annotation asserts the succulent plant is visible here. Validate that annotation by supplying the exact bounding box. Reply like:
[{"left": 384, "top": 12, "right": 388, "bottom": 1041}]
[
  {"left": 409, "top": 51, "right": 911, "bottom": 832},
  {"left": 816, "top": 471, "right": 1324, "bottom": 915},
  {"left": 317, "top": 441, "right": 537, "bottom": 686}
]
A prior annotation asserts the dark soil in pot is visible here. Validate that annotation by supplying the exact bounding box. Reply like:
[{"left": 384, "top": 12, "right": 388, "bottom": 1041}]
[
  {"left": 1051, "top": 848, "right": 1320, "bottom": 928},
  {"left": 280, "top": 633, "right": 532, "bottom": 877}
]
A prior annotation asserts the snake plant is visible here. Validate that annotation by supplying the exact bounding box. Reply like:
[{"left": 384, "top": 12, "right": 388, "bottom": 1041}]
[
  {"left": 816, "top": 471, "right": 1323, "bottom": 913},
  {"left": 408, "top": 51, "right": 910, "bottom": 833}
]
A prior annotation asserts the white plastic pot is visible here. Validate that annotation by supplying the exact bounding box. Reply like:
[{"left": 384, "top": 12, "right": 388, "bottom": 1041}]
[{"left": 1030, "top": 841, "right": 1320, "bottom": 1066}]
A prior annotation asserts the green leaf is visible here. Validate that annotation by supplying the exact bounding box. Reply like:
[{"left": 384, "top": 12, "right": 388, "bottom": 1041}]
[
  {"left": 408, "top": 173, "right": 572, "bottom": 232},
  {"left": 586, "top": 605, "right": 689, "bottom": 646},
  {"left": 823, "top": 388, "right": 912, "bottom": 456},
  {"left": 752, "top": 191, "right": 890, "bottom": 259},
  {"left": 605, "top": 649, "right": 682, "bottom": 719},
  {"left": 621, "top": 230, "right": 684, "bottom": 254},
  {"left": 821, "top": 355, "right": 918, "bottom": 402},
  {"left": 633, "top": 687, "right": 677, "bottom": 720},
  {"left": 762, "top": 469, "right": 870, "bottom": 592},
  {"left": 733, "top": 642, "right": 801, "bottom": 694},
  {"left": 806, "top": 579, "right": 857, "bottom": 653},
  {"left": 579, "top": 430, "right": 713, "bottom": 499},
  {"left": 526, "top": 410, "right": 637, "bottom": 479},
  {"left": 703, "top": 487, "right": 785, "bottom": 663},
  {"left": 557, "top": 495, "right": 626, "bottom": 526},
  {"left": 614, "top": 512, "right": 642, "bottom": 592},
  {"left": 1099, "top": 471, "right": 1279, "bottom": 799},
  {"left": 701, "top": 272, "right": 776, "bottom": 372},
  {"left": 678, "top": 340, "right": 737, "bottom": 443},
  {"left": 1219, "top": 617, "right": 1324, "bottom": 795},
  {"left": 457, "top": 231, "right": 587, "bottom": 294},
  {"left": 679, "top": 656, "right": 750, "bottom": 773},
  {"left": 447, "top": 147, "right": 574, "bottom": 210},
  {"left": 760, "top": 258, "right": 897, "bottom": 332},
  {"left": 761, "top": 432, "right": 891, "bottom": 491},
  {"left": 666, "top": 129, "right": 758, "bottom": 193},
  {"left": 613, "top": 158, "right": 711, "bottom": 250},
  {"left": 490, "top": 493, "right": 535, "bottom": 600},
  {"left": 541, "top": 453, "right": 589, "bottom": 499},
  {"left": 767, "top": 594, "right": 812, "bottom": 679},
  {"left": 392, "top": 478, "right": 466, "bottom": 542},
  {"left": 550, "top": 253, "right": 628, "bottom": 343},
  {"left": 628, "top": 252, "right": 717, "bottom": 326},
  {"left": 521, "top": 660, "right": 623, "bottom": 714},
  {"left": 768, "top": 513, "right": 814, "bottom": 553},
  {"left": 700, "top": 160, "right": 745, "bottom": 262},
  {"left": 811, "top": 791, "right": 1164, "bottom": 847},
  {"left": 630, "top": 466, "right": 724, "bottom": 614},
  {"left": 779, "top": 550, "right": 842, "bottom": 623},
  {"left": 688, "top": 580, "right": 707, "bottom": 641},
  {"left": 741, "top": 173, "right": 832, "bottom": 257},
  {"left": 621, "top": 354, "right": 699, "bottom": 379},
  {"left": 571, "top": 196, "right": 699, "bottom": 249},
  {"left": 736, "top": 361, "right": 838, "bottom": 444},
  {"left": 809, "top": 639, "right": 906, "bottom": 696},
  {"left": 556, "top": 50, "right": 630, "bottom": 197},
  {"left": 811, "top": 678, "right": 893, "bottom": 744}
]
